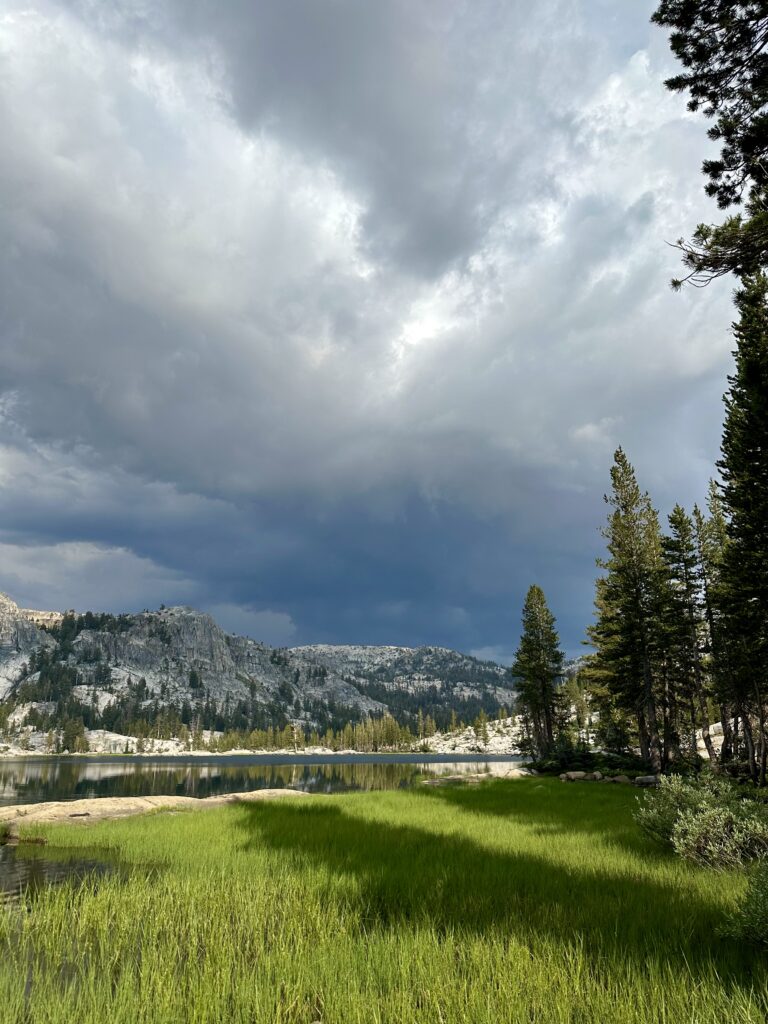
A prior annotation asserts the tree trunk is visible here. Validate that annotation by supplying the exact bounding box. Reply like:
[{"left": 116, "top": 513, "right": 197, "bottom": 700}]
[
  {"left": 686, "top": 608, "right": 716, "bottom": 763},
  {"left": 697, "top": 693, "right": 717, "bottom": 763},
  {"left": 719, "top": 702, "right": 734, "bottom": 764},
  {"left": 742, "top": 710, "right": 758, "bottom": 784},
  {"left": 755, "top": 685, "right": 767, "bottom": 787},
  {"left": 637, "top": 706, "right": 650, "bottom": 762},
  {"left": 733, "top": 711, "right": 741, "bottom": 762},
  {"left": 542, "top": 698, "right": 555, "bottom": 754},
  {"left": 532, "top": 712, "right": 545, "bottom": 759},
  {"left": 642, "top": 656, "right": 662, "bottom": 773},
  {"left": 661, "top": 676, "right": 681, "bottom": 768}
]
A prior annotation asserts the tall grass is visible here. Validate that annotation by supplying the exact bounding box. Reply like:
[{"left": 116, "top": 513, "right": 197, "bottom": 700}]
[{"left": 0, "top": 778, "right": 763, "bottom": 1023}]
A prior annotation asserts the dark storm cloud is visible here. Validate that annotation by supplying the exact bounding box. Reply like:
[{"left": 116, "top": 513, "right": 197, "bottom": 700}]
[{"left": 0, "top": 0, "right": 737, "bottom": 653}]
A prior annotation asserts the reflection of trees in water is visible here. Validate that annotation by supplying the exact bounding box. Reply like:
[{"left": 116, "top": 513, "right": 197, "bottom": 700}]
[
  {"left": 0, "top": 845, "right": 116, "bottom": 905},
  {"left": 0, "top": 759, "right": 435, "bottom": 803}
]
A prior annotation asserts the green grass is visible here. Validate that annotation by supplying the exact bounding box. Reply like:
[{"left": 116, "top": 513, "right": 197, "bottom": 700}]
[{"left": 0, "top": 778, "right": 764, "bottom": 1023}]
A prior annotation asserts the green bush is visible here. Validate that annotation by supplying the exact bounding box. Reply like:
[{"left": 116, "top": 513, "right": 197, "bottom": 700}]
[
  {"left": 672, "top": 805, "right": 768, "bottom": 868},
  {"left": 636, "top": 772, "right": 768, "bottom": 868},
  {"left": 728, "top": 858, "right": 768, "bottom": 946},
  {"left": 529, "top": 749, "right": 649, "bottom": 777},
  {"left": 634, "top": 774, "right": 704, "bottom": 846}
]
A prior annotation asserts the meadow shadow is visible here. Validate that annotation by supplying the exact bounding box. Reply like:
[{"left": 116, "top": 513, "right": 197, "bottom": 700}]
[
  {"left": 411, "top": 777, "right": 658, "bottom": 856},
  {"left": 234, "top": 796, "right": 757, "bottom": 991}
]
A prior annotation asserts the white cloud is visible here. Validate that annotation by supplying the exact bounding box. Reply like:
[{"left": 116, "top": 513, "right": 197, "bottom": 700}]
[{"left": 0, "top": 541, "right": 196, "bottom": 613}]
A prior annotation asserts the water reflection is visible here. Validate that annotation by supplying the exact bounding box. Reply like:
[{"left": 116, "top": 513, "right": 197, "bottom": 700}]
[
  {"left": 0, "top": 757, "right": 523, "bottom": 806},
  {"left": 0, "top": 843, "right": 117, "bottom": 906}
]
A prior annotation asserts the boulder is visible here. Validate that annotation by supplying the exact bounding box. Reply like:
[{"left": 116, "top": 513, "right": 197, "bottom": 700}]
[
  {"left": 562, "top": 771, "right": 587, "bottom": 782},
  {"left": 611, "top": 774, "right": 631, "bottom": 784},
  {"left": 632, "top": 775, "right": 659, "bottom": 787}
]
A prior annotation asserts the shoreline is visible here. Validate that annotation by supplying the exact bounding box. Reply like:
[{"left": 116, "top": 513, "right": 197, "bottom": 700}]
[
  {"left": 0, "top": 748, "right": 528, "bottom": 764},
  {"left": 0, "top": 788, "right": 311, "bottom": 833},
  {"left": 0, "top": 771, "right": 532, "bottom": 833}
]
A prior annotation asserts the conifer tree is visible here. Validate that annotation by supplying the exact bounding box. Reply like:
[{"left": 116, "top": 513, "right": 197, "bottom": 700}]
[
  {"left": 511, "top": 585, "right": 564, "bottom": 757},
  {"left": 473, "top": 709, "right": 490, "bottom": 749},
  {"left": 662, "top": 504, "right": 715, "bottom": 760},
  {"left": 652, "top": 2, "right": 768, "bottom": 287},
  {"left": 588, "top": 449, "right": 668, "bottom": 771},
  {"left": 718, "top": 274, "right": 768, "bottom": 783},
  {"left": 693, "top": 483, "right": 735, "bottom": 763}
]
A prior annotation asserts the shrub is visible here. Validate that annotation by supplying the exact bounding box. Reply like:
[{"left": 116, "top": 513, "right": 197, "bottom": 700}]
[
  {"left": 636, "top": 772, "right": 768, "bottom": 868},
  {"left": 727, "top": 859, "right": 768, "bottom": 946},
  {"left": 529, "top": 749, "right": 649, "bottom": 777},
  {"left": 672, "top": 805, "right": 768, "bottom": 868},
  {"left": 635, "top": 774, "right": 704, "bottom": 847}
]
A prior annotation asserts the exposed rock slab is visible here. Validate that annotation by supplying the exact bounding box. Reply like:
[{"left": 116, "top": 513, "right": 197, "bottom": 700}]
[{"left": 0, "top": 788, "right": 309, "bottom": 833}]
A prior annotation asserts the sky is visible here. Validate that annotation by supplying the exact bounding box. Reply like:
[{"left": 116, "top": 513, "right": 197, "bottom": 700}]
[{"left": 0, "top": 0, "right": 737, "bottom": 660}]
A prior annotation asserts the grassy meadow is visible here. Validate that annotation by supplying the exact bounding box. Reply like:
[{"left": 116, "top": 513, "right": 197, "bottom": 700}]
[{"left": 0, "top": 778, "right": 764, "bottom": 1024}]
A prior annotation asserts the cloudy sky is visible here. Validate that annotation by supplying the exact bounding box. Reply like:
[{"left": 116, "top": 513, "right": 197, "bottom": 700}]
[{"left": 0, "top": 0, "right": 736, "bottom": 659}]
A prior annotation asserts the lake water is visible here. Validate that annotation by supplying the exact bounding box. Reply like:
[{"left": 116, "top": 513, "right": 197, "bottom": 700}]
[
  {"left": 0, "top": 842, "right": 120, "bottom": 906},
  {"left": 0, "top": 754, "right": 526, "bottom": 806}
]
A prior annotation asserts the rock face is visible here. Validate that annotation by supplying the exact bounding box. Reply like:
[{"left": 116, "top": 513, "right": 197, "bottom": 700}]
[
  {"left": 62, "top": 606, "right": 388, "bottom": 716},
  {"left": 290, "top": 643, "right": 515, "bottom": 703},
  {"left": 0, "top": 594, "right": 55, "bottom": 699},
  {"left": 0, "top": 596, "right": 514, "bottom": 732},
  {"left": 20, "top": 609, "right": 63, "bottom": 629},
  {"left": 0, "top": 594, "right": 48, "bottom": 657}
]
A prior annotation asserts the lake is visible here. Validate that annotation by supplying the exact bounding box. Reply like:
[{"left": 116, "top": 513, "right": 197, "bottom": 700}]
[{"left": 0, "top": 754, "right": 527, "bottom": 806}]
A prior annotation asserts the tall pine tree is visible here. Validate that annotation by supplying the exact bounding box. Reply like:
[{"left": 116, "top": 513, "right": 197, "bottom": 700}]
[
  {"left": 662, "top": 504, "right": 714, "bottom": 761},
  {"left": 693, "top": 483, "right": 735, "bottom": 764},
  {"left": 511, "top": 585, "right": 564, "bottom": 757},
  {"left": 588, "top": 449, "right": 668, "bottom": 772},
  {"left": 718, "top": 274, "right": 768, "bottom": 784}
]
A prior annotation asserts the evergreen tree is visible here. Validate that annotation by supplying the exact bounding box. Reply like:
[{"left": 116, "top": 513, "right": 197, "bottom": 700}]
[
  {"left": 652, "top": 2, "right": 768, "bottom": 287},
  {"left": 587, "top": 449, "right": 668, "bottom": 771},
  {"left": 662, "top": 504, "right": 714, "bottom": 760},
  {"left": 693, "top": 483, "right": 736, "bottom": 763},
  {"left": 473, "top": 709, "right": 490, "bottom": 749},
  {"left": 511, "top": 585, "right": 565, "bottom": 757},
  {"left": 718, "top": 274, "right": 768, "bottom": 783}
]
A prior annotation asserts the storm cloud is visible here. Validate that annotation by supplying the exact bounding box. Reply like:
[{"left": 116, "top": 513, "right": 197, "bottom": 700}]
[{"left": 0, "top": 0, "right": 734, "bottom": 654}]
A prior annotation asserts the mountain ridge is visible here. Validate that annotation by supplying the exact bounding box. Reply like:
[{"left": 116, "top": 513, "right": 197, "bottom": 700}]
[{"left": 0, "top": 592, "right": 517, "bottom": 741}]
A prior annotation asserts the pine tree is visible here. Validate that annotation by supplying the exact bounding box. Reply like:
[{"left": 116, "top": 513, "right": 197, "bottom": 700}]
[
  {"left": 662, "top": 504, "right": 714, "bottom": 760},
  {"left": 718, "top": 274, "right": 768, "bottom": 784},
  {"left": 693, "top": 483, "right": 735, "bottom": 763},
  {"left": 652, "top": 3, "right": 768, "bottom": 287},
  {"left": 511, "top": 585, "right": 565, "bottom": 757},
  {"left": 473, "top": 709, "right": 490, "bottom": 749},
  {"left": 587, "top": 449, "right": 668, "bottom": 771}
]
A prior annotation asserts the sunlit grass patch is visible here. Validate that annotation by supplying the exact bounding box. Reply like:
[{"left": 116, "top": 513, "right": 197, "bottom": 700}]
[{"left": 0, "top": 778, "right": 761, "bottom": 1024}]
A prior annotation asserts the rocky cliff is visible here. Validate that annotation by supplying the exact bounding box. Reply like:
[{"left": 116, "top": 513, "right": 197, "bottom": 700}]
[
  {"left": 0, "top": 594, "right": 515, "bottom": 734},
  {"left": 0, "top": 593, "right": 55, "bottom": 698}
]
